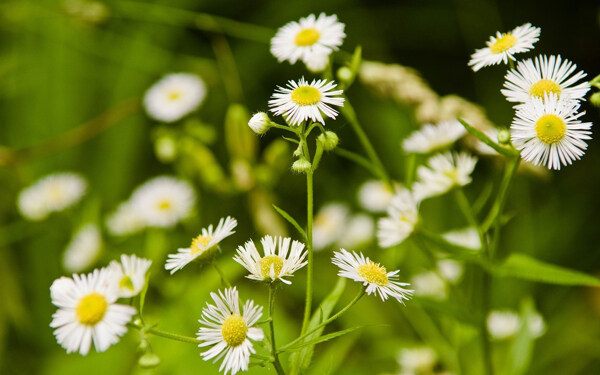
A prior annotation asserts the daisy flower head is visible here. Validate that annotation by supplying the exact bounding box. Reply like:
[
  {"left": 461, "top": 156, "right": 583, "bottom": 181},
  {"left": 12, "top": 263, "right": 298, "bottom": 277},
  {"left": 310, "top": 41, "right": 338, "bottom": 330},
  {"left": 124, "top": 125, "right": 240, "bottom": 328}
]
[
  {"left": 397, "top": 347, "right": 438, "bottom": 374},
  {"left": 268, "top": 77, "right": 344, "bottom": 126},
  {"left": 105, "top": 201, "right": 146, "bottom": 237},
  {"left": 511, "top": 93, "right": 592, "bottom": 170},
  {"left": 502, "top": 55, "right": 590, "bottom": 104},
  {"left": 130, "top": 176, "right": 196, "bottom": 228},
  {"left": 50, "top": 268, "right": 137, "bottom": 355},
  {"left": 18, "top": 172, "right": 87, "bottom": 221},
  {"left": 412, "top": 151, "right": 478, "bottom": 200},
  {"left": 331, "top": 249, "right": 413, "bottom": 303},
  {"left": 313, "top": 202, "right": 350, "bottom": 250},
  {"left": 143, "top": 73, "right": 207, "bottom": 123},
  {"left": 338, "top": 214, "right": 375, "bottom": 249},
  {"left": 165, "top": 216, "right": 237, "bottom": 274},
  {"left": 487, "top": 310, "right": 521, "bottom": 340},
  {"left": 357, "top": 179, "right": 395, "bottom": 213},
  {"left": 233, "top": 235, "right": 307, "bottom": 284},
  {"left": 411, "top": 271, "right": 448, "bottom": 300},
  {"left": 377, "top": 189, "right": 419, "bottom": 248},
  {"left": 270, "top": 13, "right": 345, "bottom": 66},
  {"left": 109, "top": 254, "right": 152, "bottom": 298},
  {"left": 402, "top": 120, "right": 467, "bottom": 154},
  {"left": 469, "top": 23, "right": 540, "bottom": 72},
  {"left": 197, "top": 287, "right": 264, "bottom": 375},
  {"left": 62, "top": 224, "right": 102, "bottom": 273}
]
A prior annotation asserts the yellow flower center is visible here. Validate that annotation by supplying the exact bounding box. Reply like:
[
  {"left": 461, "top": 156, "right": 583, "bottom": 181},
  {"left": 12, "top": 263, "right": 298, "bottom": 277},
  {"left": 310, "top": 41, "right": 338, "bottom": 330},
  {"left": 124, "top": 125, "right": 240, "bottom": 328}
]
[
  {"left": 490, "top": 33, "right": 517, "bottom": 54},
  {"left": 443, "top": 168, "right": 459, "bottom": 182},
  {"left": 357, "top": 261, "right": 389, "bottom": 286},
  {"left": 294, "top": 28, "right": 320, "bottom": 46},
  {"left": 221, "top": 314, "right": 247, "bottom": 347},
  {"left": 529, "top": 79, "right": 562, "bottom": 99},
  {"left": 167, "top": 91, "right": 181, "bottom": 101},
  {"left": 291, "top": 86, "right": 322, "bottom": 106},
  {"left": 190, "top": 234, "right": 214, "bottom": 256},
  {"left": 535, "top": 114, "right": 566, "bottom": 144},
  {"left": 119, "top": 275, "right": 134, "bottom": 291},
  {"left": 76, "top": 292, "right": 108, "bottom": 326},
  {"left": 259, "top": 255, "right": 284, "bottom": 279},
  {"left": 157, "top": 200, "right": 172, "bottom": 211}
]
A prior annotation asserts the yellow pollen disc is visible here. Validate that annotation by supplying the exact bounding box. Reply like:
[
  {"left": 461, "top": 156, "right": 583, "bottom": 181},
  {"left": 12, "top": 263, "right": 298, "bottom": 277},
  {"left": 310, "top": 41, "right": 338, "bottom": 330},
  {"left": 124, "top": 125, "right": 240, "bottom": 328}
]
[
  {"left": 157, "top": 200, "right": 171, "bottom": 211},
  {"left": 291, "top": 86, "right": 322, "bottom": 106},
  {"left": 357, "top": 261, "right": 389, "bottom": 286},
  {"left": 294, "top": 28, "right": 320, "bottom": 46},
  {"left": 119, "top": 275, "right": 134, "bottom": 291},
  {"left": 529, "top": 79, "right": 562, "bottom": 99},
  {"left": 443, "top": 169, "right": 459, "bottom": 181},
  {"left": 167, "top": 91, "right": 181, "bottom": 101},
  {"left": 190, "top": 234, "right": 214, "bottom": 256},
  {"left": 259, "top": 255, "right": 284, "bottom": 279},
  {"left": 535, "top": 114, "right": 566, "bottom": 144},
  {"left": 76, "top": 292, "right": 108, "bottom": 326},
  {"left": 490, "top": 33, "right": 517, "bottom": 54},
  {"left": 221, "top": 314, "right": 247, "bottom": 347}
]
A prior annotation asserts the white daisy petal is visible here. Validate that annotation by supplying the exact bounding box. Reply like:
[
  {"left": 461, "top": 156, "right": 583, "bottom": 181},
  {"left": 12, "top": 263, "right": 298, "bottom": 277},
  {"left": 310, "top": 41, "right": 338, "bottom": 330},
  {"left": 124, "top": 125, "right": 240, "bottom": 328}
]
[
  {"left": 412, "top": 151, "right": 478, "bottom": 200},
  {"left": 377, "top": 189, "right": 419, "bottom": 248},
  {"left": 144, "top": 73, "right": 207, "bottom": 123},
  {"left": 402, "top": 120, "right": 467, "bottom": 154}
]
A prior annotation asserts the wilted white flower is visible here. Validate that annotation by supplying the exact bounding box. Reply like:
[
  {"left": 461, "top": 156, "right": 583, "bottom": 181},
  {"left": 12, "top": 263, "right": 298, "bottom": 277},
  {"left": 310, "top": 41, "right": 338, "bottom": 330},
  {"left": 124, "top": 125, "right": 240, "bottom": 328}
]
[
  {"left": 108, "top": 254, "right": 152, "bottom": 298},
  {"left": 62, "top": 224, "right": 102, "bottom": 273},
  {"left": 144, "top": 73, "right": 206, "bottom": 123},
  {"left": 413, "top": 152, "right": 477, "bottom": 200},
  {"left": 197, "top": 287, "right": 264, "bottom": 375},
  {"left": 105, "top": 201, "right": 145, "bottom": 237},
  {"left": 402, "top": 120, "right": 467, "bottom": 154},
  {"left": 411, "top": 271, "right": 447, "bottom": 300},
  {"left": 377, "top": 190, "right": 419, "bottom": 248},
  {"left": 50, "top": 268, "right": 136, "bottom": 355},
  {"left": 18, "top": 172, "right": 87, "bottom": 221},
  {"left": 313, "top": 202, "right": 350, "bottom": 250},
  {"left": 357, "top": 179, "right": 395, "bottom": 213}
]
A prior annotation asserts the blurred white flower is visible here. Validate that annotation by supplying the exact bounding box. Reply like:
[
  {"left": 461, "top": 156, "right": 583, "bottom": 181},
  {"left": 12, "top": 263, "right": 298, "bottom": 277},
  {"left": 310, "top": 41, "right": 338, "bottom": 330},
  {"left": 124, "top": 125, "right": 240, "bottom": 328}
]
[
  {"left": 442, "top": 227, "right": 481, "bottom": 251},
  {"left": 338, "top": 214, "right": 375, "bottom": 249},
  {"left": 105, "top": 201, "right": 145, "bottom": 237},
  {"left": 397, "top": 346, "right": 437, "bottom": 374},
  {"left": 487, "top": 310, "right": 520, "bottom": 340},
  {"left": 130, "top": 176, "right": 196, "bottom": 228},
  {"left": 413, "top": 152, "right": 477, "bottom": 200},
  {"left": 528, "top": 312, "right": 547, "bottom": 338},
  {"left": 108, "top": 254, "right": 152, "bottom": 298},
  {"left": 18, "top": 172, "right": 87, "bottom": 221},
  {"left": 402, "top": 120, "right": 466, "bottom": 154},
  {"left": 436, "top": 259, "right": 464, "bottom": 284},
  {"left": 411, "top": 271, "right": 447, "bottom": 300},
  {"left": 50, "top": 268, "right": 136, "bottom": 355},
  {"left": 313, "top": 202, "right": 350, "bottom": 251},
  {"left": 377, "top": 189, "right": 419, "bottom": 248},
  {"left": 144, "top": 73, "right": 206, "bottom": 123},
  {"left": 62, "top": 224, "right": 102, "bottom": 273},
  {"left": 357, "top": 179, "right": 395, "bottom": 213}
]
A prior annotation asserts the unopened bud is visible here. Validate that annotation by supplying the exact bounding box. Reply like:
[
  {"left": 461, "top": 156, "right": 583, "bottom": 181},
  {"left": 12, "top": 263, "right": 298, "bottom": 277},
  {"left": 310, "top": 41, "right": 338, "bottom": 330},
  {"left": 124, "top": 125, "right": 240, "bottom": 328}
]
[
  {"left": 248, "top": 112, "right": 271, "bottom": 135},
  {"left": 317, "top": 131, "right": 339, "bottom": 151},
  {"left": 292, "top": 158, "right": 312, "bottom": 173},
  {"left": 337, "top": 67, "right": 353, "bottom": 83},
  {"left": 590, "top": 92, "right": 600, "bottom": 108},
  {"left": 138, "top": 353, "right": 161, "bottom": 369},
  {"left": 497, "top": 129, "right": 511, "bottom": 145},
  {"left": 154, "top": 136, "right": 177, "bottom": 163}
]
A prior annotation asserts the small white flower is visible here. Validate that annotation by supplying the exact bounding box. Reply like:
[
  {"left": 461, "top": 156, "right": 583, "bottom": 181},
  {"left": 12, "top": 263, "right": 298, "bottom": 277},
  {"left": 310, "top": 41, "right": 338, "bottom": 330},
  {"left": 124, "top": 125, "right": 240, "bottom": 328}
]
[
  {"left": 502, "top": 55, "right": 589, "bottom": 104},
  {"left": 234, "top": 235, "right": 307, "bottom": 284},
  {"left": 357, "top": 179, "right": 395, "bottom": 213},
  {"left": 248, "top": 112, "right": 271, "bottom": 134},
  {"left": 313, "top": 202, "right": 350, "bottom": 251},
  {"left": 397, "top": 347, "right": 437, "bottom": 374},
  {"left": 413, "top": 152, "right": 478, "bottom": 200},
  {"left": 469, "top": 23, "right": 540, "bottom": 72},
  {"left": 130, "top": 176, "right": 196, "bottom": 228},
  {"left": 528, "top": 312, "right": 546, "bottom": 338},
  {"left": 197, "top": 287, "right": 264, "bottom": 375},
  {"left": 332, "top": 249, "right": 413, "bottom": 303},
  {"left": 109, "top": 254, "right": 152, "bottom": 298},
  {"left": 62, "top": 224, "right": 102, "bottom": 273},
  {"left": 268, "top": 77, "right": 344, "bottom": 126},
  {"left": 165, "top": 216, "right": 237, "bottom": 274},
  {"left": 436, "top": 259, "right": 464, "bottom": 284},
  {"left": 411, "top": 271, "right": 448, "bottom": 300},
  {"left": 377, "top": 189, "right": 419, "bottom": 248},
  {"left": 338, "top": 214, "right": 375, "bottom": 249},
  {"left": 511, "top": 93, "right": 592, "bottom": 170},
  {"left": 442, "top": 227, "right": 481, "bottom": 251},
  {"left": 18, "top": 172, "right": 87, "bottom": 221},
  {"left": 105, "top": 201, "right": 146, "bottom": 237},
  {"left": 402, "top": 120, "right": 467, "bottom": 154},
  {"left": 144, "top": 73, "right": 206, "bottom": 123},
  {"left": 50, "top": 268, "right": 137, "bottom": 355},
  {"left": 487, "top": 310, "right": 521, "bottom": 340},
  {"left": 270, "top": 13, "right": 345, "bottom": 66}
]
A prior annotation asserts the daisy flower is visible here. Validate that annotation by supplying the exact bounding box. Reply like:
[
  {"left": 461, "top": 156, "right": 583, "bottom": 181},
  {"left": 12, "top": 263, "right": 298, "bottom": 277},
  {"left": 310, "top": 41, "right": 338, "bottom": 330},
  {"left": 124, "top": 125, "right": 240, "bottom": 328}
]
[
  {"left": 377, "top": 189, "right": 419, "bottom": 248},
  {"left": 270, "top": 13, "right": 345, "bottom": 66},
  {"left": 62, "top": 224, "right": 102, "bottom": 273},
  {"left": 332, "top": 249, "right": 413, "bottom": 303},
  {"left": 487, "top": 310, "right": 521, "bottom": 340},
  {"left": 469, "top": 23, "right": 540, "bottom": 72},
  {"left": 165, "top": 216, "right": 237, "bottom": 274},
  {"left": 143, "top": 73, "right": 206, "bottom": 123},
  {"left": 109, "top": 254, "right": 152, "bottom": 298},
  {"left": 502, "top": 55, "right": 590, "bottom": 103},
  {"left": 437, "top": 259, "right": 464, "bottom": 284},
  {"left": 411, "top": 271, "right": 448, "bottom": 300},
  {"left": 233, "top": 235, "right": 307, "bottom": 284},
  {"left": 105, "top": 201, "right": 146, "bottom": 237},
  {"left": 50, "top": 268, "right": 137, "bottom": 355},
  {"left": 338, "top": 214, "right": 375, "bottom": 249},
  {"left": 511, "top": 93, "right": 592, "bottom": 170},
  {"left": 130, "top": 176, "right": 196, "bottom": 228},
  {"left": 313, "top": 202, "right": 350, "bottom": 250},
  {"left": 268, "top": 77, "right": 344, "bottom": 126},
  {"left": 442, "top": 227, "right": 482, "bottom": 251},
  {"left": 197, "top": 287, "right": 264, "bottom": 375},
  {"left": 402, "top": 120, "right": 467, "bottom": 154},
  {"left": 18, "top": 172, "right": 87, "bottom": 221},
  {"left": 357, "top": 179, "right": 395, "bottom": 213},
  {"left": 412, "top": 152, "right": 478, "bottom": 200},
  {"left": 397, "top": 347, "right": 437, "bottom": 374}
]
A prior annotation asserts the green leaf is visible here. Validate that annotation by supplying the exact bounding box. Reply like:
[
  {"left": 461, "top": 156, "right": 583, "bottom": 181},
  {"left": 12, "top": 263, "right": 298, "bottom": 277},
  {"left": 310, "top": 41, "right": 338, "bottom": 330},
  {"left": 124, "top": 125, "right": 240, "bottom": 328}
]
[
  {"left": 139, "top": 271, "right": 151, "bottom": 318},
  {"left": 224, "top": 103, "right": 256, "bottom": 161},
  {"left": 288, "top": 278, "right": 346, "bottom": 375},
  {"left": 493, "top": 253, "right": 600, "bottom": 286},
  {"left": 416, "top": 229, "right": 482, "bottom": 262},
  {"left": 457, "top": 119, "right": 518, "bottom": 157},
  {"left": 272, "top": 204, "right": 307, "bottom": 242},
  {"left": 284, "top": 326, "right": 364, "bottom": 352},
  {"left": 508, "top": 299, "right": 537, "bottom": 375}
]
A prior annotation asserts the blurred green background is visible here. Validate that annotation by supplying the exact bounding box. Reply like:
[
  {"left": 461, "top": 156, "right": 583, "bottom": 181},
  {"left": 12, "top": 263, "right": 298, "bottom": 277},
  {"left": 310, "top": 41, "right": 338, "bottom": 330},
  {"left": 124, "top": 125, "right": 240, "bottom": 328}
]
[{"left": 1, "top": 0, "right": 599, "bottom": 374}]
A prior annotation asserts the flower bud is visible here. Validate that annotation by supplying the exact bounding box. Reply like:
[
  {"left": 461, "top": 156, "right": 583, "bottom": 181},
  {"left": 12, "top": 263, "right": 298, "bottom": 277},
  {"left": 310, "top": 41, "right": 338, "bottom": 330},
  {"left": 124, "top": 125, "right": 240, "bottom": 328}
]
[
  {"left": 248, "top": 112, "right": 271, "bottom": 135},
  {"left": 497, "top": 129, "right": 511, "bottom": 145},
  {"left": 154, "top": 136, "right": 177, "bottom": 163},
  {"left": 292, "top": 158, "right": 312, "bottom": 173},
  {"left": 138, "top": 352, "right": 161, "bottom": 369},
  {"left": 591, "top": 92, "right": 600, "bottom": 108},
  {"left": 337, "top": 67, "right": 353, "bottom": 83},
  {"left": 317, "top": 131, "right": 339, "bottom": 151}
]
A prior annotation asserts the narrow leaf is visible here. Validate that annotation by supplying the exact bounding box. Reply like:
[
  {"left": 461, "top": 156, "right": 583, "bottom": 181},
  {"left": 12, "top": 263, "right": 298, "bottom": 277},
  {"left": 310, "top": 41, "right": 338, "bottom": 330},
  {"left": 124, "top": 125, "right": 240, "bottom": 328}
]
[
  {"left": 139, "top": 271, "right": 150, "bottom": 318},
  {"left": 284, "top": 326, "right": 364, "bottom": 352},
  {"left": 457, "top": 119, "right": 518, "bottom": 157},
  {"left": 272, "top": 204, "right": 307, "bottom": 241}
]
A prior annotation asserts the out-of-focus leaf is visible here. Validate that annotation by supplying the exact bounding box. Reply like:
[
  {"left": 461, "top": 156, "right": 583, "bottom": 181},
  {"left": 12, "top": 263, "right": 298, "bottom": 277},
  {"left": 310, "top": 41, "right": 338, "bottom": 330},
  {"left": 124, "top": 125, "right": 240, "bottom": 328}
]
[
  {"left": 224, "top": 104, "right": 256, "bottom": 161},
  {"left": 283, "top": 326, "right": 363, "bottom": 352},
  {"left": 493, "top": 253, "right": 600, "bottom": 286},
  {"left": 272, "top": 204, "right": 307, "bottom": 242},
  {"left": 249, "top": 191, "right": 288, "bottom": 237},
  {"left": 139, "top": 271, "right": 151, "bottom": 318},
  {"left": 508, "top": 299, "right": 537, "bottom": 375},
  {"left": 307, "top": 334, "right": 358, "bottom": 375}
]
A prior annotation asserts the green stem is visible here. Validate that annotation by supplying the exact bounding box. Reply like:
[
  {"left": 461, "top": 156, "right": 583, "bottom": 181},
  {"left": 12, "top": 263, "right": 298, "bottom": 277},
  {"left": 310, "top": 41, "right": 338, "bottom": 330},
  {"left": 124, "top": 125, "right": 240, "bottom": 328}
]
[
  {"left": 334, "top": 147, "right": 382, "bottom": 178},
  {"left": 508, "top": 59, "right": 516, "bottom": 70},
  {"left": 454, "top": 188, "right": 485, "bottom": 251},
  {"left": 268, "top": 285, "right": 286, "bottom": 375},
  {"left": 405, "top": 153, "right": 417, "bottom": 187},
  {"left": 210, "top": 34, "right": 244, "bottom": 103},
  {"left": 212, "top": 258, "right": 231, "bottom": 288},
  {"left": 301, "top": 170, "right": 314, "bottom": 334},
  {"left": 481, "top": 271, "right": 494, "bottom": 375},
  {"left": 340, "top": 96, "right": 393, "bottom": 188},
  {"left": 146, "top": 327, "right": 199, "bottom": 345}
]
